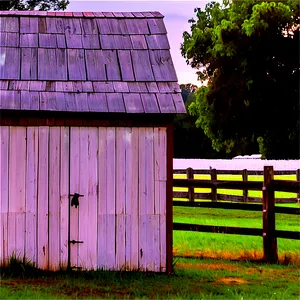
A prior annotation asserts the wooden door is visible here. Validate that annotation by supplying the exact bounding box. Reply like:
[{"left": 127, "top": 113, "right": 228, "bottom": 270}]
[{"left": 69, "top": 127, "right": 98, "bottom": 270}]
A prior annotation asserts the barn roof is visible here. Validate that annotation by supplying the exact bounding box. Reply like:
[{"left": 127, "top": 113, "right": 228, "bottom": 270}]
[{"left": 0, "top": 11, "right": 186, "bottom": 114}]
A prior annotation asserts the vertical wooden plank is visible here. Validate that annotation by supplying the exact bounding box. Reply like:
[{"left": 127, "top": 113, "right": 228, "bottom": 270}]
[
  {"left": 69, "top": 127, "right": 80, "bottom": 269},
  {"left": 25, "top": 127, "right": 38, "bottom": 266},
  {"left": 166, "top": 124, "right": 173, "bottom": 274},
  {"left": 138, "top": 128, "right": 147, "bottom": 271},
  {"left": 210, "top": 169, "right": 217, "bottom": 202},
  {"left": 77, "top": 127, "right": 89, "bottom": 269},
  {"left": 60, "top": 127, "right": 69, "bottom": 269},
  {"left": 242, "top": 169, "right": 248, "bottom": 202},
  {"left": 8, "top": 127, "right": 26, "bottom": 260},
  {"left": 186, "top": 167, "right": 194, "bottom": 202},
  {"left": 116, "top": 128, "right": 126, "bottom": 270},
  {"left": 125, "top": 127, "right": 139, "bottom": 270},
  {"left": 37, "top": 126, "right": 49, "bottom": 269},
  {"left": 86, "top": 128, "right": 98, "bottom": 270},
  {"left": 48, "top": 127, "right": 61, "bottom": 271},
  {"left": 106, "top": 128, "right": 116, "bottom": 270},
  {"left": 155, "top": 127, "right": 167, "bottom": 272},
  {"left": 263, "top": 166, "right": 278, "bottom": 264},
  {"left": 0, "top": 126, "right": 9, "bottom": 265},
  {"left": 145, "top": 128, "right": 155, "bottom": 271},
  {"left": 98, "top": 128, "right": 107, "bottom": 269}
]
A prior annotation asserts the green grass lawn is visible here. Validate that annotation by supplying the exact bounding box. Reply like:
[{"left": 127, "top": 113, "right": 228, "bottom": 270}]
[
  {"left": 1, "top": 258, "right": 299, "bottom": 299},
  {"left": 173, "top": 173, "right": 299, "bottom": 262}
]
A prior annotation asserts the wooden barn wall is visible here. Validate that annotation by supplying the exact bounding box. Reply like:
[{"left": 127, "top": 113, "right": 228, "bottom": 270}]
[{"left": 0, "top": 126, "right": 167, "bottom": 272}]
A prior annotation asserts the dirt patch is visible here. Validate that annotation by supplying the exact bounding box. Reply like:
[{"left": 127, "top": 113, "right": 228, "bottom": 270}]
[
  {"left": 177, "top": 262, "right": 240, "bottom": 272},
  {"left": 218, "top": 277, "right": 248, "bottom": 285}
]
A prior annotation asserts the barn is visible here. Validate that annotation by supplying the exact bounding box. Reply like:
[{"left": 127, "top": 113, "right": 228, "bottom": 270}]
[{"left": 0, "top": 11, "right": 185, "bottom": 273}]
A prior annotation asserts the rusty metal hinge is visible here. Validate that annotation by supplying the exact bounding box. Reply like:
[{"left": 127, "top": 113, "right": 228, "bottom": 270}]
[{"left": 69, "top": 193, "right": 84, "bottom": 208}]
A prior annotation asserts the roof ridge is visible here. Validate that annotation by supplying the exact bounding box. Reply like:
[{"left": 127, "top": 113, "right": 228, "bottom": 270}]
[{"left": 0, "top": 11, "right": 164, "bottom": 18}]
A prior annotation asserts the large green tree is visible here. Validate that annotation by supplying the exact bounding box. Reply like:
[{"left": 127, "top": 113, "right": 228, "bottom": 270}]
[
  {"left": 0, "top": 0, "right": 69, "bottom": 10},
  {"left": 181, "top": 0, "right": 299, "bottom": 159}
]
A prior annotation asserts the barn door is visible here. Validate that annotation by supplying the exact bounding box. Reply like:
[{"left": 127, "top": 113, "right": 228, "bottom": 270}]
[{"left": 69, "top": 127, "right": 98, "bottom": 270}]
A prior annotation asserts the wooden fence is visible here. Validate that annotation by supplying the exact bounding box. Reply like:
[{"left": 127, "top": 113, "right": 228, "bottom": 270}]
[
  {"left": 173, "top": 166, "right": 300, "bottom": 264},
  {"left": 173, "top": 167, "right": 300, "bottom": 203}
]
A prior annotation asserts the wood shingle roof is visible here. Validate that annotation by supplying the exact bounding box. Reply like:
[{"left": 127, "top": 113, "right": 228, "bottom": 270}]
[{"left": 0, "top": 11, "right": 186, "bottom": 114}]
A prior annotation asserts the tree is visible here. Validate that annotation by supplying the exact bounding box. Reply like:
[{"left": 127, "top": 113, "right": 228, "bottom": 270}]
[
  {"left": 181, "top": 0, "right": 299, "bottom": 159},
  {"left": 0, "top": 0, "right": 69, "bottom": 11},
  {"left": 174, "top": 84, "right": 229, "bottom": 158}
]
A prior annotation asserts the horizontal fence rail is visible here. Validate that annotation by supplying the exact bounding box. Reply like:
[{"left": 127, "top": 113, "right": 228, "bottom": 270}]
[
  {"left": 173, "top": 167, "right": 300, "bottom": 203},
  {"left": 173, "top": 166, "right": 300, "bottom": 264}
]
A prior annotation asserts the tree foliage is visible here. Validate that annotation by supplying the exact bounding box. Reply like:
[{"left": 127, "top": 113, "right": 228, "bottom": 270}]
[
  {"left": 181, "top": 0, "right": 299, "bottom": 159},
  {"left": 174, "top": 84, "right": 229, "bottom": 158},
  {"left": 0, "top": 0, "right": 69, "bottom": 11}
]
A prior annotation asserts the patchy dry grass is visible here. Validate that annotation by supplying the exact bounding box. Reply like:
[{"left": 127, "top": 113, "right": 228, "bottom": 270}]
[{"left": 1, "top": 257, "right": 299, "bottom": 299}]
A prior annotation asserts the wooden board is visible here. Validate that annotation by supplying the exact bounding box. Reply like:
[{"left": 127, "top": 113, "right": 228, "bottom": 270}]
[
  {"left": 98, "top": 128, "right": 107, "bottom": 269},
  {"left": 156, "top": 93, "right": 176, "bottom": 113},
  {"left": 85, "top": 50, "right": 106, "bottom": 80},
  {"left": 117, "top": 50, "right": 135, "bottom": 81},
  {"left": 0, "top": 32, "right": 19, "bottom": 47},
  {"left": 86, "top": 128, "right": 98, "bottom": 270},
  {"left": 131, "top": 50, "right": 154, "bottom": 81},
  {"left": 25, "top": 127, "right": 38, "bottom": 266},
  {"left": 147, "top": 19, "right": 167, "bottom": 34},
  {"left": 87, "top": 93, "right": 108, "bottom": 112},
  {"left": 149, "top": 50, "right": 178, "bottom": 81},
  {"left": 106, "top": 93, "right": 125, "bottom": 113},
  {"left": 0, "top": 47, "right": 20, "bottom": 79},
  {"left": 0, "top": 127, "right": 9, "bottom": 264},
  {"left": 115, "top": 128, "right": 126, "bottom": 270},
  {"left": 123, "top": 94, "right": 144, "bottom": 113},
  {"left": 103, "top": 50, "right": 121, "bottom": 80},
  {"left": 38, "top": 49, "right": 67, "bottom": 80},
  {"left": 124, "top": 127, "right": 139, "bottom": 270},
  {"left": 70, "top": 127, "right": 80, "bottom": 268},
  {"left": 48, "top": 128, "right": 61, "bottom": 271},
  {"left": 39, "top": 33, "right": 57, "bottom": 48},
  {"left": 37, "top": 126, "right": 49, "bottom": 269},
  {"left": 106, "top": 128, "right": 116, "bottom": 269},
  {"left": 67, "top": 49, "right": 87, "bottom": 80},
  {"left": 20, "top": 17, "right": 38, "bottom": 33},
  {"left": 65, "top": 34, "right": 83, "bottom": 48},
  {"left": 82, "top": 34, "right": 100, "bottom": 49},
  {"left": 130, "top": 35, "right": 147, "bottom": 49},
  {"left": 60, "top": 127, "right": 70, "bottom": 269},
  {"left": 138, "top": 128, "right": 147, "bottom": 270},
  {"left": 77, "top": 128, "right": 89, "bottom": 269},
  {"left": 21, "top": 48, "right": 38, "bottom": 80},
  {"left": 141, "top": 93, "right": 160, "bottom": 113}
]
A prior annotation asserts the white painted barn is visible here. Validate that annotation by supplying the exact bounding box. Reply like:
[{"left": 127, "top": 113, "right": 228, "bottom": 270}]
[{"left": 0, "top": 11, "right": 185, "bottom": 273}]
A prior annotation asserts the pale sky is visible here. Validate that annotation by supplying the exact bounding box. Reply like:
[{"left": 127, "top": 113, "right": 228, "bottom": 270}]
[{"left": 66, "top": 0, "right": 210, "bottom": 86}]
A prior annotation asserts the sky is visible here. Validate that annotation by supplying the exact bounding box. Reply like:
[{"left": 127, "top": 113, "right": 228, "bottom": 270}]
[{"left": 66, "top": 0, "right": 210, "bottom": 86}]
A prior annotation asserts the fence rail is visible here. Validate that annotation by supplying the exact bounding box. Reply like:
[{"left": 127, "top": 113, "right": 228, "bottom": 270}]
[
  {"left": 173, "top": 167, "right": 300, "bottom": 203},
  {"left": 173, "top": 166, "right": 300, "bottom": 264}
]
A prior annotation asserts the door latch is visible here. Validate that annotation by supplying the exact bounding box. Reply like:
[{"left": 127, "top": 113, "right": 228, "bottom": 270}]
[
  {"left": 69, "top": 193, "right": 84, "bottom": 208},
  {"left": 69, "top": 240, "right": 84, "bottom": 244}
]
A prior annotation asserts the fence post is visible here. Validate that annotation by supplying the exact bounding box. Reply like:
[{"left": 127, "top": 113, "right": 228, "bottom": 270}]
[
  {"left": 210, "top": 168, "right": 217, "bottom": 202},
  {"left": 297, "top": 169, "right": 300, "bottom": 203},
  {"left": 263, "top": 166, "right": 278, "bottom": 264},
  {"left": 242, "top": 169, "right": 248, "bottom": 202},
  {"left": 186, "top": 167, "right": 194, "bottom": 202}
]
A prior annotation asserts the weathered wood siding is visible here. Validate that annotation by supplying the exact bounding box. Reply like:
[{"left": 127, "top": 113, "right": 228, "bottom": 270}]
[{"left": 0, "top": 126, "right": 167, "bottom": 272}]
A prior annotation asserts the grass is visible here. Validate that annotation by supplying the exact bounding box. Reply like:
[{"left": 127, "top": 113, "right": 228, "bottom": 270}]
[
  {"left": 173, "top": 173, "right": 300, "bottom": 262},
  {"left": 1, "top": 257, "right": 299, "bottom": 299}
]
